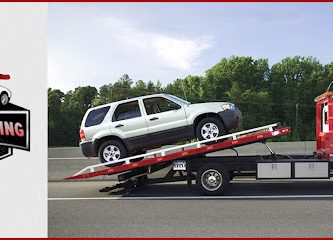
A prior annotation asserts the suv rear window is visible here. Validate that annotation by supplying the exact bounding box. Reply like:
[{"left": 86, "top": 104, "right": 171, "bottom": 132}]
[
  {"left": 85, "top": 106, "right": 110, "bottom": 127},
  {"left": 113, "top": 101, "right": 141, "bottom": 121}
]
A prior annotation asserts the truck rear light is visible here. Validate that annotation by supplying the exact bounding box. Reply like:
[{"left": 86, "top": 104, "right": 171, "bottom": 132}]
[{"left": 80, "top": 129, "right": 85, "bottom": 140}]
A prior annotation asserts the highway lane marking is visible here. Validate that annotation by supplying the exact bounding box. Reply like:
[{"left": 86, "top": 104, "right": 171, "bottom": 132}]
[
  {"left": 48, "top": 197, "right": 122, "bottom": 200},
  {"left": 49, "top": 147, "right": 81, "bottom": 149},
  {"left": 48, "top": 157, "right": 98, "bottom": 160},
  {"left": 48, "top": 194, "right": 333, "bottom": 201}
]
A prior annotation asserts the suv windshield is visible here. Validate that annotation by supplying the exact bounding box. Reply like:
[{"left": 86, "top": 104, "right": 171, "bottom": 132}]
[{"left": 167, "top": 94, "right": 191, "bottom": 105}]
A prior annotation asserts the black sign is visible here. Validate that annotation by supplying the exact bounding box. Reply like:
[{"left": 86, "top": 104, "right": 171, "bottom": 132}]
[{"left": 0, "top": 103, "right": 30, "bottom": 160}]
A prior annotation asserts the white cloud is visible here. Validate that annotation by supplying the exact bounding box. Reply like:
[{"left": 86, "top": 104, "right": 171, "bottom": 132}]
[
  {"left": 102, "top": 17, "right": 214, "bottom": 71},
  {"left": 48, "top": 14, "right": 214, "bottom": 91},
  {"left": 153, "top": 35, "right": 213, "bottom": 70}
]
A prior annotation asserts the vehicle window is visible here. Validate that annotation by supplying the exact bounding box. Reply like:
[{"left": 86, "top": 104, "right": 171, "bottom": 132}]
[
  {"left": 112, "top": 101, "right": 141, "bottom": 121},
  {"left": 143, "top": 97, "right": 180, "bottom": 115},
  {"left": 85, "top": 106, "right": 110, "bottom": 127}
]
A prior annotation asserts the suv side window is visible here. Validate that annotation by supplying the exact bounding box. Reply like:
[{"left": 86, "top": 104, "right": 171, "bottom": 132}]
[
  {"left": 143, "top": 97, "right": 180, "bottom": 115},
  {"left": 112, "top": 100, "right": 141, "bottom": 121},
  {"left": 85, "top": 106, "right": 110, "bottom": 127}
]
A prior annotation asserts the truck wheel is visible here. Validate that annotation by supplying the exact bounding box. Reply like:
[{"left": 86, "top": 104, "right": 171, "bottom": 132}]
[
  {"left": 98, "top": 140, "right": 128, "bottom": 167},
  {"left": 196, "top": 117, "right": 226, "bottom": 143},
  {"left": 0, "top": 92, "right": 9, "bottom": 106},
  {"left": 196, "top": 163, "right": 229, "bottom": 195}
]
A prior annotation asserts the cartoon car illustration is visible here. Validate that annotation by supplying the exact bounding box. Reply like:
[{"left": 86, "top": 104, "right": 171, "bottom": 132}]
[
  {"left": 0, "top": 74, "right": 11, "bottom": 106},
  {"left": 0, "top": 86, "right": 11, "bottom": 106}
]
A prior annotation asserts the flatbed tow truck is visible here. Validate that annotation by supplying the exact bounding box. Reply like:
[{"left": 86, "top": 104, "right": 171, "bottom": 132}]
[{"left": 66, "top": 91, "right": 333, "bottom": 195}]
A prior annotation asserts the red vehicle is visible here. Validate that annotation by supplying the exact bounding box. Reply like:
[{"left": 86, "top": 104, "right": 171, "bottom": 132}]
[{"left": 67, "top": 89, "right": 333, "bottom": 195}]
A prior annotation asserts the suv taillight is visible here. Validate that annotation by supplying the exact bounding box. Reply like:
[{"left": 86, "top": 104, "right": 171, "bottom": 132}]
[{"left": 79, "top": 129, "right": 85, "bottom": 140}]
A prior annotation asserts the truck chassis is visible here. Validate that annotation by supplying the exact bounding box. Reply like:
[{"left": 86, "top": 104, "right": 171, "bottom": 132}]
[
  {"left": 98, "top": 152, "right": 333, "bottom": 195},
  {"left": 66, "top": 122, "right": 333, "bottom": 195}
]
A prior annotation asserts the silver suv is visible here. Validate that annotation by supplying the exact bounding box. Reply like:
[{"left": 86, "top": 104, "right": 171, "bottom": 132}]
[{"left": 79, "top": 94, "right": 242, "bottom": 164}]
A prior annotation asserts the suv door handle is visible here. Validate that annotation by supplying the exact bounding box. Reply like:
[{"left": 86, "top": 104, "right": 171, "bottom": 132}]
[
  {"left": 150, "top": 117, "right": 159, "bottom": 121},
  {"left": 115, "top": 124, "right": 124, "bottom": 128}
]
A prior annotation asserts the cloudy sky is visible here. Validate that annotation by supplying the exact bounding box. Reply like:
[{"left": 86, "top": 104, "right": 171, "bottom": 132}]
[{"left": 48, "top": 3, "right": 333, "bottom": 92}]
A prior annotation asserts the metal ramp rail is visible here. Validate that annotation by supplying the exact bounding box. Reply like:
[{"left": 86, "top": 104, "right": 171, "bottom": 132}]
[{"left": 66, "top": 123, "right": 291, "bottom": 180}]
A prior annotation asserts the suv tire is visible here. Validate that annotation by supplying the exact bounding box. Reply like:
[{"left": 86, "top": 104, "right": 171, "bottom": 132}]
[
  {"left": 0, "top": 92, "right": 9, "bottom": 106},
  {"left": 98, "top": 140, "right": 128, "bottom": 167},
  {"left": 195, "top": 117, "right": 226, "bottom": 143}
]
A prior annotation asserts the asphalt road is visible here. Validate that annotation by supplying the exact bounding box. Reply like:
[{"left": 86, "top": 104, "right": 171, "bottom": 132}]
[
  {"left": 49, "top": 198, "right": 333, "bottom": 238},
  {"left": 48, "top": 143, "right": 333, "bottom": 238}
]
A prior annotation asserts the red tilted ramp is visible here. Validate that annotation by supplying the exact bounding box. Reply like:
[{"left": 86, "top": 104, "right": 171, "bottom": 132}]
[{"left": 66, "top": 124, "right": 291, "bottom": 180}]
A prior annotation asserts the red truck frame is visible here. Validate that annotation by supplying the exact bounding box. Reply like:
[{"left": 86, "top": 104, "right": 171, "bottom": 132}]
[{"left": 66, "top": 92, "right": 333, "bottom": 195}]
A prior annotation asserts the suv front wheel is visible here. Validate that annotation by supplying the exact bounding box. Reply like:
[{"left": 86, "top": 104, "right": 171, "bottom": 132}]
[
  {"left": 195, "top": 117, "right": 226, "bottom": 142},
  {"left": 98, "top": 140, "right": 128, "bottom": 166}
]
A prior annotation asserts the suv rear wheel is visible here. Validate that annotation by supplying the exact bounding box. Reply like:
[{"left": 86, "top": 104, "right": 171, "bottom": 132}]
[
  {"left": 98, "top": 140, "right": 128, "bottom": 166},
  {"left": 195, "top": 117, "right": 226, "bottom": 142}
]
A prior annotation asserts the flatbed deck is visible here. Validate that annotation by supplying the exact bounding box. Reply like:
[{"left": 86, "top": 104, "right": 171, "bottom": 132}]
[{"left": 66, "top": 124, "right": 291, "bottom": 180}]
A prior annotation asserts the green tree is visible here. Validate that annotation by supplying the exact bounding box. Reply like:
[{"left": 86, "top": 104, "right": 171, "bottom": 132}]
[
  {"left": 93, "top": 84, "right": 112, "bottom": 106},
  {"left": 111, "top": 74, "right": 134, "bottom": 101},
  {"left": 226, "top": 82, "right": 271, "bottom": 130},
  {"left": 269, "top": 56, "right": 328, "bottom": 140},
  {"left": 48, "top": 57, "right": 333, "bottom": 146},
  {"left": 132, "top": 80, "right": 148, "bottom": 97},
  {"left": 48, "top": 88, "right": 65, "bottom": 146},
  {"left": 61, "top": 86, "right": 97, "bottom": 146},
  {"left": 203, "top": 56, "right": 269, "bottom": 100},
  {"left": 182, "top": 75, "right": 204, "bottom": 103}
]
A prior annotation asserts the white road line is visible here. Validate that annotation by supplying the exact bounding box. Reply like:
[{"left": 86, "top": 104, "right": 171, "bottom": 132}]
[
  {"left": 48, "top": 147, "right": 80, "bottom": 149},
  {"left": 48, "top": 197, "right": 121, "bottom": 201},
  {"left": 120, "top": 195, "right": 333, "bottom": 200},
  {"left": 48, "top": 194, "right": 333, "bottom": 201},
  {"left": 48, "top": 157, "right": 98, "bottom": 160}
]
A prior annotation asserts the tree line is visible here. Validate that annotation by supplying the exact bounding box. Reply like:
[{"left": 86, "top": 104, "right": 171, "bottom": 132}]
[{"left": 48, "top": 56, "right": 333, "bottom": 146}]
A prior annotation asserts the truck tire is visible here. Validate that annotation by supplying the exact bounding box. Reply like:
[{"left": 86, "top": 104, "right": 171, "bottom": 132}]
[
  {"left": 195, "top": 117, "right": 226, "bottom": 143},
  {"left": 98, "top": 140, "right": 128, "bottom": 167},
  {"left": 196, "top": 163, "right": 229, "bottom": 195}
]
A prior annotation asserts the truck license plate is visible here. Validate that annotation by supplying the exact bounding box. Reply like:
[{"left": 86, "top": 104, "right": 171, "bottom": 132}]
[{"left": 173, "top": 160, "right": 186, "bottom": 171}]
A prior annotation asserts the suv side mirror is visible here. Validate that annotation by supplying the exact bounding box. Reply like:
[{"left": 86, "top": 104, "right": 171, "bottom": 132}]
[{"left": 168, "top": 102, "right": 181, "bottom": 110}]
